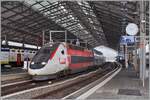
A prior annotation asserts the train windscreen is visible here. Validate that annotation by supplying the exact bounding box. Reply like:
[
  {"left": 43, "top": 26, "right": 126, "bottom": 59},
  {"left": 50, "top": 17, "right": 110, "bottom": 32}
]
[{"left": 30, "top": 43, "right": 59, "bottom": 69}]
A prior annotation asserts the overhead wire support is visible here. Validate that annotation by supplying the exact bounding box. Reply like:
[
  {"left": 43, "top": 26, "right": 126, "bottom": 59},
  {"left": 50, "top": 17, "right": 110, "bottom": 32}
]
[{"left": 49, "top": 30, "right": 67, "bottom": 43}]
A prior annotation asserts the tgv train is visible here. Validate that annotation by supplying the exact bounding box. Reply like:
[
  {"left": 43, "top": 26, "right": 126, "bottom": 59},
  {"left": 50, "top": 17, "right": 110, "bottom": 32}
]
[
  {"left": 28, "top": 42, "right": 105, "bottom": 80},
  {"left": 1, "top": 48, "right": 36, "bottom": 67}
]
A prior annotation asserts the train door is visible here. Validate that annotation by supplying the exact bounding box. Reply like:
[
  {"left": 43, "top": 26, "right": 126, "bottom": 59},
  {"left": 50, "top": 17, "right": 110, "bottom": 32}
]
[{"left": 17, "top": 53, "right": 21, "bottom": 66}]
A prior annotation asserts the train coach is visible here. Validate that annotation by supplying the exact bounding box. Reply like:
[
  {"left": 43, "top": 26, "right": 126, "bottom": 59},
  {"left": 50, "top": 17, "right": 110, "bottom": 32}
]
[
  {"left": 1, "top": 48, "right": 36, "bottom": 68},
  {"left": 28, "top": 42, "right": 105, "bottom": 80}
]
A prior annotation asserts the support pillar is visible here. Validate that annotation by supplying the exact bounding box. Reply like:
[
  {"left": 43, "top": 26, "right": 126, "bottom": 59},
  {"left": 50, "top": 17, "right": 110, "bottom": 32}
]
[
  {"left": 125, "top": 44, "right": 128, "bottom": 68},
  {"left": 149, "top": 0, "right": 150, "bottom": 97},
  {"left": 65, "top": 30, "right": 67, "bottom": 43},
  {"left": 4, "top": 35, "right": 8, "bottom": 46},
  {"left": 37, "top": 44, "right": 38, "bottom": 50},
  {"left": 134, "top": 41, "right": 138, "bottom": 74},
  {"left": 139, "top": 0, "right": 146, "bottom": 87},
  {"left": 49, "top": 31, "right": 53, "bottom": 43},
  {"left": 22, "top": 41, "right": 25, "bottom": 49},
  {"left": 42, "top": 30, "right": 45, "bottom": 46}
]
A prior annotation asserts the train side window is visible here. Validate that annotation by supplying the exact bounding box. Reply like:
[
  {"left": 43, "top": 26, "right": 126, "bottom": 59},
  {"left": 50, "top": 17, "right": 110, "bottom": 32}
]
[
  {"left": 61, "top": 50, "right": 64, "bottom": 55},
  {"left": 11, "top": 50, "right": 15, "bottom": 52}
]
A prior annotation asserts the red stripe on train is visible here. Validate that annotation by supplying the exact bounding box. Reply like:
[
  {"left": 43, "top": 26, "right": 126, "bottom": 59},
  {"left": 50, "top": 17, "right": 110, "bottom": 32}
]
[
  {"left": 67, "top": 49, "right": 93, "bottom": 57},
  {"left": 69, "top": 62, "right": 94, "bottom": 69}
]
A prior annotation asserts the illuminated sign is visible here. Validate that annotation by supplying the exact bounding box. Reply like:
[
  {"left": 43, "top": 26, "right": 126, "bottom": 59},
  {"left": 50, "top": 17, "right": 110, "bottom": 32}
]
[{"left": 120, "top": 36, "right": 135, "bottom": 45}]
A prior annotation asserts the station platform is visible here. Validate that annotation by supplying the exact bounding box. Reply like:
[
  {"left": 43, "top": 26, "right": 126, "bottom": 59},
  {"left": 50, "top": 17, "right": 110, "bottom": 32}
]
[
  {"left": 2, "top": 67, "right": 26, "bottom": 75},
  {"left": 84, "top": 67, "right": 149, "bottom": 99},
  {"left": 1, "top": 67, "right": 29, "bottom": 82}
]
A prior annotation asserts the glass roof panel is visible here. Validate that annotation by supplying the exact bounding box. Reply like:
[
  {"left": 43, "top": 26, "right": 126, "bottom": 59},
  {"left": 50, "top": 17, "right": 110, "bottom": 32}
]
[
  {"left": 33, "top": 4, "right": 42, "bottom": 9},
  {"left": 40, "top": 1, "right": 49, "bottom": 5},
  {"left": 24, "top": 0, "right": 96, "bottom": 44}
]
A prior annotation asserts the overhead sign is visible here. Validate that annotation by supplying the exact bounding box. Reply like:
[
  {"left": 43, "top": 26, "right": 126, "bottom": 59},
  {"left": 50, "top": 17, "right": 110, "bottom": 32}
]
[
  {"left": 126, "top": 23, "right": 139, "bottom": 36},
  {"left": 120, "top": 36, "right": 135, "bottom": 45}
]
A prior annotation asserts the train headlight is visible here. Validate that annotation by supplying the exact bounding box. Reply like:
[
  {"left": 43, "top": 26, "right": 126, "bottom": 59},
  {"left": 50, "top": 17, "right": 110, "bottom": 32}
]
[
  {"left": 41, "top": 62, "right": 46, "bottom": 65},
  {"left": 31, "top": 62, "right": 34, "bottom": 65}
]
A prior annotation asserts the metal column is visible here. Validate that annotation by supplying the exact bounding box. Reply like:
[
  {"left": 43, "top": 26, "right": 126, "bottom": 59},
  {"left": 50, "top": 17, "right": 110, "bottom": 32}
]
[
  {"left": 125, "top": 44, "right": 128, "bottom": 68},
  {"left": 140, "top": 0, "right": 146, "bottom": 87},
  {"left": 42, "top": 30, "right": 45, "bottom": 46},
  {"left": 121, "top": 1, "right": 128, "bottom": 69},
  {"left": 65, "top": 30, "right": 67, "bottom": 43},
  {"left": 4, "top": 35, "right": 8, "bottom": 45},
  {"left": 134, "top": 41, "right": 138, "bottom": 74},
  {"left": 149, "top": 0, "right": 150, "bottom": 98},
  {"left": 37, "top": 44, "right": 38, "bottom": 50},
  {"left": 22, "top": 39, "right": 25, "bottom": 49},
  {"left": 49, "top": 31, "right": 52, "bottom": 43}
]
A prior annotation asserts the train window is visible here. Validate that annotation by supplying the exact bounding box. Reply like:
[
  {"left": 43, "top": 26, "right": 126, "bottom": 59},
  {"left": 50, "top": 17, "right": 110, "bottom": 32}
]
[
  {"left": 31, "top": 43, "right": 59, "bottom": 65},
  {"left": 1, "top": 48, "right": 10, "bottom": 52},
  {"left": 11, "top": 50, "right": 15, "bottom": 52},
  {"left": 61, "top": 50, "right": 64, "bottom": 55}
]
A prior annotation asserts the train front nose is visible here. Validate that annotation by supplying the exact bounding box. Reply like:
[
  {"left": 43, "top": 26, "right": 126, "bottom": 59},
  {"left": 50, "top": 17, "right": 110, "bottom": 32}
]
[
  {"left": 29, "top": 45, "right": 53, "bottom": 71},
  {"left": 28, "top": 61, "right": 47, "bottom": 75},
  {"left": 30, "top": 61, "right": 47, "bottom": 69},
  {"left": 28, "top": 43, "right": 59, "bottom": 76}
]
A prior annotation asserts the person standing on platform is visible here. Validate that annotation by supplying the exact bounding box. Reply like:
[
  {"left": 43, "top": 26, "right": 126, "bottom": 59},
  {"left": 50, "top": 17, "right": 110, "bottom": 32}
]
[{"left": 23, "top": 55, "right": 30, "bottom": 70}]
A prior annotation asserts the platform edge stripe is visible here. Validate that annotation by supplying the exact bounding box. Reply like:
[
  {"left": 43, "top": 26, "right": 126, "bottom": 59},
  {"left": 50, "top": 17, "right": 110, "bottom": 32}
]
[
  {"left": 1, "top": 69, "right": 98, "bottom": 99},
  {"left": 62, "top": 67, "right": 118, "bottom": 99},
  {"left": 76, "top": 67, "right": 122, "bottom": 100},
  {"left": 1, "top": 80, "right": 32, "bottom": 87}
]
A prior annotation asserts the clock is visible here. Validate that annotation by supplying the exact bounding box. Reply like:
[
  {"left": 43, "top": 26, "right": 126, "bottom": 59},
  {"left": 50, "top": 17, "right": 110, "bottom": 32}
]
[{"left": 126, "top": 23, "right": 139, "bottom": 36}]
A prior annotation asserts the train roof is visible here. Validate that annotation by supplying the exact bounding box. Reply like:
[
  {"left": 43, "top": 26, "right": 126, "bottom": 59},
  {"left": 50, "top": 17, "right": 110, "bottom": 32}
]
[{"left": 43, "top": 42, "right": 88, "bottom": 50}]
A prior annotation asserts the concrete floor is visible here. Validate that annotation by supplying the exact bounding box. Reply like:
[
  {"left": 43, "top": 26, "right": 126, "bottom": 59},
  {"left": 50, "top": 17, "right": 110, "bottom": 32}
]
[
  {"left": 1, "top": 67, "right": 29, "bottom": 81},
  {"left": 2, "top": 67, "right": 26, "bottom": 75},
  {"left": 87, "top": 67, "right": 149, "bottom": 100}
]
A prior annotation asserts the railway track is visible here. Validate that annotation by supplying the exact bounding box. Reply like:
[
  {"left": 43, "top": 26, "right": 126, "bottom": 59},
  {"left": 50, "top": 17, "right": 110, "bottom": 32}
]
[
  {"left": 32, "top": 63, "right": 118, "bottom": 99},
  {"left": 1, "top": 77, "right": 31, "bottom": 85},
  {"left": 2, "top": 62, "right": 121, "bottom": 99},
  {"left": 2, "top": 80, "right": 39, "bottom": 96},
  {"left": 1, "top": 65, "right": 100, "bottom": 97}
]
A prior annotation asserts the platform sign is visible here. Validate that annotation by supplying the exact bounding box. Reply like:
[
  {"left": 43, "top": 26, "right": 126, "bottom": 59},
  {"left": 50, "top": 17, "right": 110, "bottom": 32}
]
[{"left": 120, "top": 36, "right": 135, "bottom": 45}]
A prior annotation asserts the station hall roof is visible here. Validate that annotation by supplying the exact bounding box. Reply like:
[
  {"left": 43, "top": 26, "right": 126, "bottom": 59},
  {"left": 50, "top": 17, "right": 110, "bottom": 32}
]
[{"left": 1, "top": 1, "right": 149, "bottom": 49}]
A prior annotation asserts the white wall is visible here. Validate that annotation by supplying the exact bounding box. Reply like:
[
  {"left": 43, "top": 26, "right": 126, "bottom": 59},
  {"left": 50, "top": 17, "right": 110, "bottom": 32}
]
[{"left": 94, "top": 46, "right": 118, "bottom": 62}]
